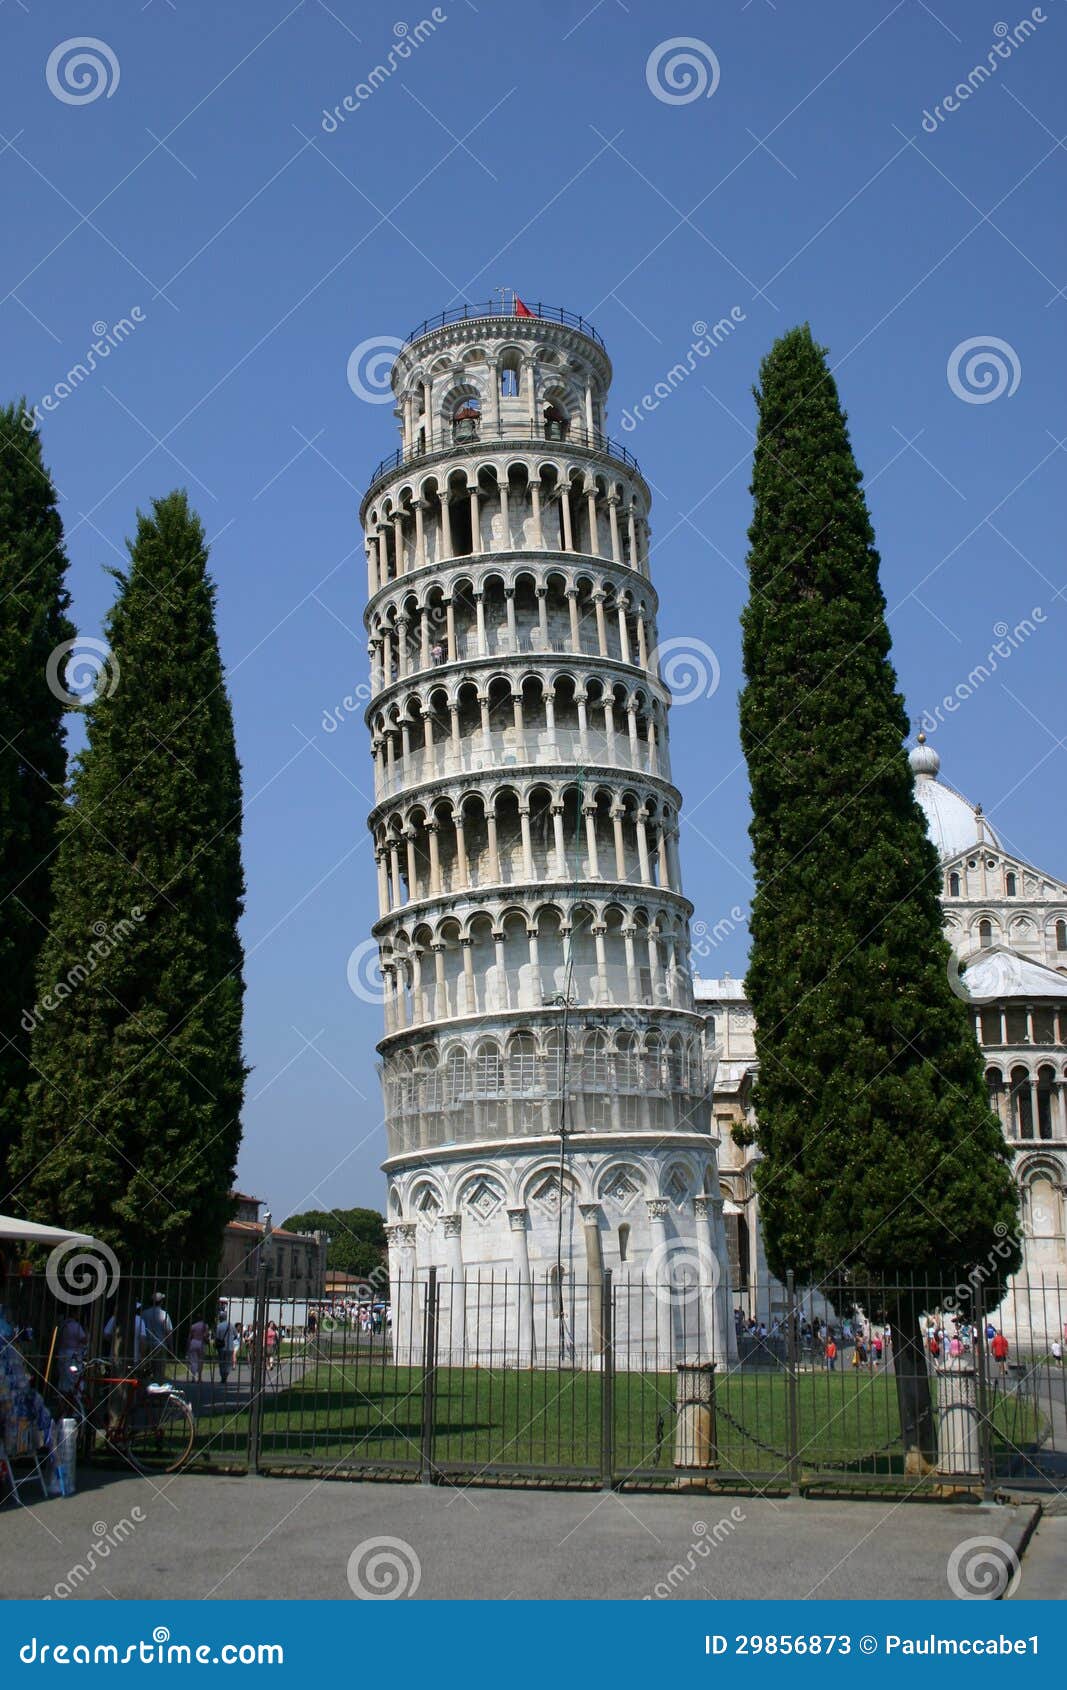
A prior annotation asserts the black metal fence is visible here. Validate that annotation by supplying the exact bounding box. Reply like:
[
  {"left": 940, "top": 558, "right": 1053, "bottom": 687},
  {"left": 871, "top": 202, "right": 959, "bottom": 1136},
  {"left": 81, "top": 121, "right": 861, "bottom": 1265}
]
[{"left": 4, "top": 1263, "right": 1064, "bottom": 1496}]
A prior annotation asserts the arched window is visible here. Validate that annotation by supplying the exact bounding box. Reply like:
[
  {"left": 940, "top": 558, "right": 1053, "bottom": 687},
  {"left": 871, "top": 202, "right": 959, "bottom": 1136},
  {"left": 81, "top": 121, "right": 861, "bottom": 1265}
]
[
  {"left": 1010, "top": 1067, "right": 1033, "bottom": 1139},
  {"left": 1006, "top": 871, "right": 1017, "bottom": 897},
  {"left": 979, "top": 919, "right": 993, "bottom": 949},
  {"left": 949, "top": 872, "right": 960, "bottom": 897},
  {"left": 1037, "top": 1067, "right": 1056, "bottom": 1140},
  {"left": 499, "top": 357, "right": 520, "bottom": 399},
  {"left": 1056, "top": 920, "right": 1067, "bottom": 952},
  {"left": 451, "top": 399, "right": 480, "bottom": 444},
  {"left": 543, "top": 404, "right": 568, "bottom": 442}
]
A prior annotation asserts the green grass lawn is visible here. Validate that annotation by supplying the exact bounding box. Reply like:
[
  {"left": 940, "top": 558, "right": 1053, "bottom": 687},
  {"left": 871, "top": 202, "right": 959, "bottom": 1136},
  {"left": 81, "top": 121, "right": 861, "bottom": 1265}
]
[{"left": 186, "top": 1353, "right": 1046, "bottom": 1480}]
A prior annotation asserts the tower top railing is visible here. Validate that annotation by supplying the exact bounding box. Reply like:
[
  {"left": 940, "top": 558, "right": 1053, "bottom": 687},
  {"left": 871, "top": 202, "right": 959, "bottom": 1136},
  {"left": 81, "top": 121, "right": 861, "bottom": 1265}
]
[
  {"left": 365, "top": 421, "right": 641, "bottom": 498},
  {"left": 402, "top": 301, "right": 605, "bottom": 350}
]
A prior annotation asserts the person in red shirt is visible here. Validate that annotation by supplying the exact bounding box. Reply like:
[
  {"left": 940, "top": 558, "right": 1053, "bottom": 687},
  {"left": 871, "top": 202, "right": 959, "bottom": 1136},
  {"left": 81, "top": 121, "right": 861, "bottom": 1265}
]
[
  {"left": 991, "top": 1330, "right": 1010, "bottom": 1381},
  {"left": 825, "top": 1337, "right": 838, "bottom": 1371}
]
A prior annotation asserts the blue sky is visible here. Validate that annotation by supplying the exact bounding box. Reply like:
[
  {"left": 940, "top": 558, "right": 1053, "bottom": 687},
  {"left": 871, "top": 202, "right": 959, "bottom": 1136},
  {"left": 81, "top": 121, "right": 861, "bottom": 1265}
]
[{"left": 2, "top": 0, "right": 1063, "bottom": 1222}]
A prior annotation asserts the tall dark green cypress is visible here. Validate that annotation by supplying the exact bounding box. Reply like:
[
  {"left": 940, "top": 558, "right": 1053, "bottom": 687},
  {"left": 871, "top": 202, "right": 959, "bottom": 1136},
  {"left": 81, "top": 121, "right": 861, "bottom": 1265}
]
[
  {"left": 738, "top": 327, "right": 1019, "bottom": 1460},
  {"left": 13, "top": 492, "right": 246, "bottom": 1261},
  {"left": 0, "top": 404, "right": 75, "bottom": 1197}
]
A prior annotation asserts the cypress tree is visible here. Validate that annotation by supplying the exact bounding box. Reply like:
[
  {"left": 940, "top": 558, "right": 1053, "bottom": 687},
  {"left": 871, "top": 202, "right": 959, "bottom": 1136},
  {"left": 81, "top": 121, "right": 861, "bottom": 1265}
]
[
  {"left": 0, "top": 404, "right": 74, "bottom": 1196},
  {"left": 738, "top": 326, "right": 1019, "bottom": 1463},
  {"left": 13, "top": 492, "right": 246, "bottom": 1261}
]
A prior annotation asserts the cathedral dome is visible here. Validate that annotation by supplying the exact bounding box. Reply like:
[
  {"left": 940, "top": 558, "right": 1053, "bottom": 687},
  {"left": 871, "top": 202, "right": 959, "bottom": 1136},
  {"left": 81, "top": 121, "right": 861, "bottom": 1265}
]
[{"left": 909, "top": 736, "right": 999, "bottom": 861}]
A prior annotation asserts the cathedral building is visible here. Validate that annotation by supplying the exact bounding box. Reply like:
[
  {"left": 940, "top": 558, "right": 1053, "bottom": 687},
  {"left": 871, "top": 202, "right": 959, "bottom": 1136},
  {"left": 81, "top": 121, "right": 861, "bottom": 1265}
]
[
  {"left": 697, "top": 736, "right": 1067, "bottom": 1336},
  {"left": 360, "top": 301, "right": 734, "bottom": 1367}
]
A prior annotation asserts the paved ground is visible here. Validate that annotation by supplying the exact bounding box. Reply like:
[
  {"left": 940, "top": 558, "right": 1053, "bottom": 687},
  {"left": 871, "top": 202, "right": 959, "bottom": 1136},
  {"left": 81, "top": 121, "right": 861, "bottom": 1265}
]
[
  {"left": 1006, "top": 1515, "right": 1067, "bottom": 1600},
  {"left": 0, "top": 1471, "right": 1048, "bottom": 1601}
]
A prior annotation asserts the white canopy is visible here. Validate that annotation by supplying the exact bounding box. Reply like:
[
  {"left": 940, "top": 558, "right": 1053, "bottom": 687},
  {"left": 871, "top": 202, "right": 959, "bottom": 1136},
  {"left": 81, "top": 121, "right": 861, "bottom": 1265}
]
[{"left": 0, "top": 1214, "right": 95, "bottom": 1245}]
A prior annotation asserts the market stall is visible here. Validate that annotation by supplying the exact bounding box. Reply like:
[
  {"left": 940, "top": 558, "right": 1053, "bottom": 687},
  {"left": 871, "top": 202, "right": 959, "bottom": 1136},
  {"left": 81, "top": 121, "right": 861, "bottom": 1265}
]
[{"left": 0, "top": 1215, "right": 95, "bottom": 1505}]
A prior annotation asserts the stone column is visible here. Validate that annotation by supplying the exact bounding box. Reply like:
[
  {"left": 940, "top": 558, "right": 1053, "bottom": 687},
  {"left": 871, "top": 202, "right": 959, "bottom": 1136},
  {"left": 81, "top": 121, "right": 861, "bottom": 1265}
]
[
  {"left": 623, "top": 924, "right": 639, "bottom": 1000},
  {"left": 579, "top": 1202, "right": 606, "bottom": 1361},
  {"left": 566, "top": 588, "right": 581, "bottom": 650},
  {"left": 427, "top": 820, "right": 442, "bottom": 895},
  {"left": 454, "top": 805, "right": 468, "bottom": 884},
  {"left": 646, "top": 1198, "right": 673, "bottom": 1370},
  {"left": 674, "top": 1362, "right": 718, "bottom": 1471},
  {"left": 551, "top": 803, "right": 567, "bottom": 879},
  {"left": 375, "top": 849, "right": 389, "bottom": 917},
  {"left": 441, "top": 1213, "right": 466, "bottom": 1363},
  {"left": 393, "top": 511, "right": 405, "bottom": 577},
  {"left": 635, "top": 808, "right": 652, "bottom": 884},
  {"left": 586, "top": 487, "right": 599, "bottom": 556},
  {"left": 475, "top": 592, "right": 487, "bottom": 656},
  {"left": 469, "top": 485, "right": 481, "bottom": 555},
  {"left": 611, "top": 807, "right": 626, "bottom": 879},
  {"left": 366, "top": 543, "right": 378, "bottom": 599},
  {"left": 486, "top": 803, "right": 501, "bottom": 881},
  {"left": 530, "top": 479, "right": 544, "bottom": 547},
  {"left": 498, "top": 478, "right": 510, "bottom": 548},
  {"left": 461, "top": 936, "right": 476, "bottom": 1014},
  {"left": 536, "top": 586, "right": 549, "bottom": 648},
  {"left": 608, "top": 496, "right": 622, "bottom": 565},
  {"left": 936, "top": 1360, "right": 981, "bottom": 1478},
  {"left": 439, "top": 490, "right": 453, "bottom": 559},
  {"left": 592, "top": 923, "right": 608, "bottom": 1006},
  {"left": 404, "top": 827, "right": 419, "bottom": 902},
  {"left": 392, "top": 1222, "right": 418, "bottom": 1365},
  {"left": 445, "top": 598, "right": 456, "bottom": 661},
  {"left": 593, "top": 591, "right": 608, "bottom": 657},
  {"left": 560, "top": 487, "right": 574, "bottom": 551},
  {"left": 583, "top": 803, "right": 600, "bottom": 879},
  {"left": 432, "top": 941, "right": 447, "bottom": 1019},
  {"left": 617, "top": 601, "right": 631, "bottom": 664},
  {"left": 636, "top": 613, "right": 649, "bottom": 670},
  {"left": 519, "top": 805, "right": 535, "bottom": 880},
  {"left": 693, "top": 1194, "right": 730, "bottom": 1367},
  {"left": 508, "top": 1208, "right": 535, "bottom": 1365},
  {"left": 505, "top": 588, "right": 518, "bottom": 651}
]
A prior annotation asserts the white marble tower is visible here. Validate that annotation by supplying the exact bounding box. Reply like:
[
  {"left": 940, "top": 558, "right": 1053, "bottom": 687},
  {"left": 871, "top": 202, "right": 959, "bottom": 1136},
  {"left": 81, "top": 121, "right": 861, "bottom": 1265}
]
[{"left": 360, "top": 300, "right": 733, "bottom": 1368}]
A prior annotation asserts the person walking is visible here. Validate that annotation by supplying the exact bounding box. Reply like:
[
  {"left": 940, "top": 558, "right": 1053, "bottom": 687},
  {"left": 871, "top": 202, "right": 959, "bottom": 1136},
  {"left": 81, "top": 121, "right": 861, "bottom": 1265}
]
[
  {"left": 141, "top": 1292, "right": 174, "bottom": 1382},
  {"left": 265, "top": 1320, "right": 279, "bottom": 1375},
  {"left": 825, "top": 1336, "right": 838, "bottom": 1371},
  {"left": 215, "top": 1305, "right": 239, "bottom": 1387},
  {"left": 991, "top": 1329, "right": 1010, "bottom": 1382},
  {"left": 186, "top": 1315, "right": 209, "bottom": 1382}
]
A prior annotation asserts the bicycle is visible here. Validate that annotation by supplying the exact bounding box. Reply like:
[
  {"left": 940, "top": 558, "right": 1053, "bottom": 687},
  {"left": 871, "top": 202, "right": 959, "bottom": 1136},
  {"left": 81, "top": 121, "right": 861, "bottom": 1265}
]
[{"left": 59, "top": 1356, "right": 196, "bottom": 1476}]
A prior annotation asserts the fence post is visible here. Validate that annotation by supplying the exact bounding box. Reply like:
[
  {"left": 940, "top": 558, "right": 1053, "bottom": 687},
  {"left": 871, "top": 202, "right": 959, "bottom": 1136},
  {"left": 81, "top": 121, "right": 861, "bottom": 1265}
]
[
  {"left": 973, "top": 1286, "right": 995, "bottom": 1501},
  {"left": 420, "top": 1268, "right": 439, "bottom": 1485},
  {"left": 785, "top": 1270, "right": 801, "bottom": 1495},
  {"left": 246, "top": 1222, "right": 272, "bottom": 1475},
  {"left": 600, "top": 1269, "right": 615, "bottom": 1490}
]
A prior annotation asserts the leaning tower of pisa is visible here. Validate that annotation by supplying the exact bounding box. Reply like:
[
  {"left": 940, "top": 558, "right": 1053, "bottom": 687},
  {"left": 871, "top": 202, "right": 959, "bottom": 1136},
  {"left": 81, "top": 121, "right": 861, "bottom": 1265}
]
[{"left": 360, "top": 300, "right": 733, "bottom": 1369}]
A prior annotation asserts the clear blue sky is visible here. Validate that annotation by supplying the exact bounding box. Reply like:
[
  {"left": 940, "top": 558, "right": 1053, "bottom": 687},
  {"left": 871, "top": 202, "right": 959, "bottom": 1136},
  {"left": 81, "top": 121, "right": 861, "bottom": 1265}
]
[{"left": 3, "top": 0, "right": 1063, "bottom": 1222}]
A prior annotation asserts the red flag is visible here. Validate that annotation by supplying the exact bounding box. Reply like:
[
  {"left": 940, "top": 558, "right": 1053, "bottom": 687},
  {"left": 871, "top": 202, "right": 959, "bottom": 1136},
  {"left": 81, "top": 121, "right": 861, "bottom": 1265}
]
[{"left": 513, "top": 296, "right": 534, "bottom": 318}]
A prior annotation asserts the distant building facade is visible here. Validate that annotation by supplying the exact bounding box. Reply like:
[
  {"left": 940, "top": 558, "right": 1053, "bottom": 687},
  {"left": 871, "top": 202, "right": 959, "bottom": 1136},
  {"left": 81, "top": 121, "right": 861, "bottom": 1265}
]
[
  {"left": 220, "top": 1193, "right": 327, "bottom": 1302},
  {"left": 695, "top": 739, "right": 1067, "bottom": 1337}
]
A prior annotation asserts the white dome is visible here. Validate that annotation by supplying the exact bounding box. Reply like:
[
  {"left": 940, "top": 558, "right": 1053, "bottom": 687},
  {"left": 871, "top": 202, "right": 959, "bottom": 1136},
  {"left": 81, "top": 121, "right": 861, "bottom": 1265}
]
[{"left": 910, "top": 741, "right": 999, "bottom": 861}]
